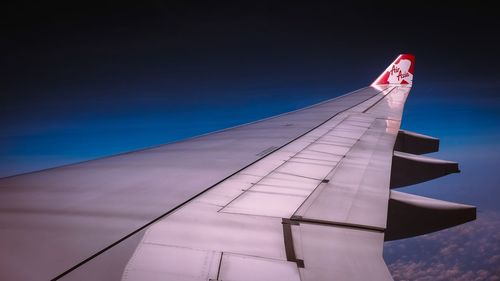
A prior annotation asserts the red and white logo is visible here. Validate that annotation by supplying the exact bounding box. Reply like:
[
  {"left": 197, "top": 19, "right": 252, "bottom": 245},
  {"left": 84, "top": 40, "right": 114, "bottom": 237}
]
[
  {"left": 387, "top": 59, "right": 413, "bottom": 84},
  {"left": 372, "top": 54, "right": 415, "bottom": 86}
]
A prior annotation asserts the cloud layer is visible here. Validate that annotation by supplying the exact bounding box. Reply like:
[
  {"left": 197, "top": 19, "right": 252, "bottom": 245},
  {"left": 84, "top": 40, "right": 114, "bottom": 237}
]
[{"left": 385, "top": 211, "right": 500, "bottom": 281}]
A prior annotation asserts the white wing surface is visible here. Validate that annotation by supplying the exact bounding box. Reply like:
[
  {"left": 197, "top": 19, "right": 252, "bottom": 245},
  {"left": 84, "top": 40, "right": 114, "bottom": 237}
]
[{"left": 0, "top": 54, "right": 475, "bottom": 281}]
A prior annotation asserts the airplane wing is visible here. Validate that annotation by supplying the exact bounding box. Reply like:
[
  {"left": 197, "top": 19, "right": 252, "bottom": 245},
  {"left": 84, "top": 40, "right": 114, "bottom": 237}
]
[{"left": 0, "top": 54, "right": 476, "bottom": 281}]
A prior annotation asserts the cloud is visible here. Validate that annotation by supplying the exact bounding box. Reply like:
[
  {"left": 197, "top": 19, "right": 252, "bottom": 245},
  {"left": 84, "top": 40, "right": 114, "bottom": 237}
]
[{"left": 384, "top": 211, "right": 500, "bottom": 281}]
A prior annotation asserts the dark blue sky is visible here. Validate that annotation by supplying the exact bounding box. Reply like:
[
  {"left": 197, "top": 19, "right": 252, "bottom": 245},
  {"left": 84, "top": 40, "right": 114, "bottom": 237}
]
[{"left": 2, "top": 2, "right": 499, "bottom": 279}]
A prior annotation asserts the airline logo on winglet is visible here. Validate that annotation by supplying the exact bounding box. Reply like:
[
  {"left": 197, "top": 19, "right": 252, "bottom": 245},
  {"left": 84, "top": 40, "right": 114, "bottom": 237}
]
[{"left": 372, "top": 54, "right": 415, "bottom": 86}]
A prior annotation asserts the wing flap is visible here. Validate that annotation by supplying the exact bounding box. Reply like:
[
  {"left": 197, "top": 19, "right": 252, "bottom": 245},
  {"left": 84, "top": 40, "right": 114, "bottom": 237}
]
[{"left": 290, "top": 222, "right": 393, "bottom": 281}]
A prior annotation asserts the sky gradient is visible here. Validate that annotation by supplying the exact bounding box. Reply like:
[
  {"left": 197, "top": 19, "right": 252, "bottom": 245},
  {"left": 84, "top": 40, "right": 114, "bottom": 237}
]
[{"left": 2, "top": 2, "right": 499, "bottom": 280}]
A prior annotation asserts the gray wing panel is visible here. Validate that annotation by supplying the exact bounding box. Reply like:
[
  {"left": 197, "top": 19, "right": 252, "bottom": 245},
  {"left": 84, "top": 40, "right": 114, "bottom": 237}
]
[
  {"left": 120, "top": 85, "right": 402, "bottom": 281},
  {"left": 0, "top": 87, "right": 380, "bottom": 280},
  {"left": 117, "top": 56, "right": 415, "bottom": 281},
  {"left": 284, "top": 86, "right": 410, "bottom": 280},
  {"left": 294, "top": 86, "right": 409, "bottom": 230},
  {"left": 291, "top": 223, "right": 392, "bottom": 281},
  {"left": 293, "top": 118, "right": 401, "bottom": 229}
]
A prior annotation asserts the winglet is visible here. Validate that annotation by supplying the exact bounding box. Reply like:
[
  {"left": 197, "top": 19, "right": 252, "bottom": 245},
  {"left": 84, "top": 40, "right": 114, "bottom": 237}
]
[{"left": 372, "top": 54, "right": 415, "bottom": 86}]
